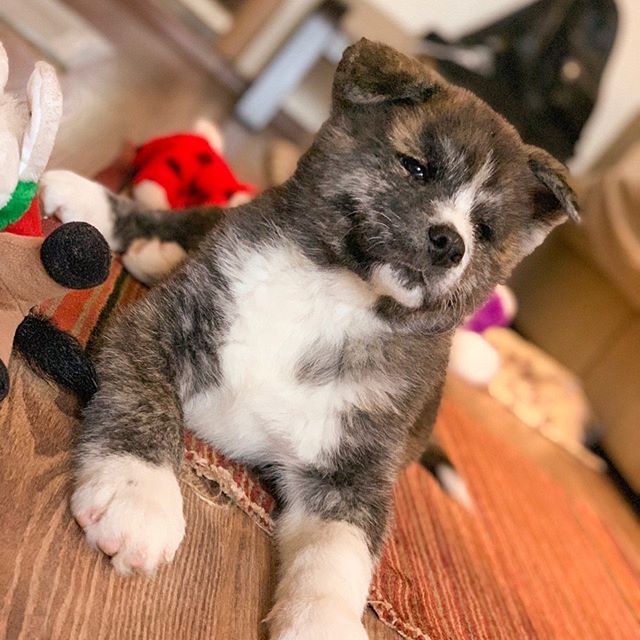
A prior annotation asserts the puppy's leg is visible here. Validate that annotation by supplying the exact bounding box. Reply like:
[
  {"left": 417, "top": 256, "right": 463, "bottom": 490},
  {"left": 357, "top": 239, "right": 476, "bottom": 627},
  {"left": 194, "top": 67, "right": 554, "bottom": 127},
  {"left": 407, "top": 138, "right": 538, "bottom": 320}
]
[
  {"left": 268, "top": 511, "right": 373, "bottom": 639},
  {"left": 71, "top": 303, "right": 188, "bottom": 575},
  {"left": 72, "top": 453, "right": 185, "bottom": 575},
  {"left": 420, "top": 436, "right": 472, "bottom": 509},
  {"left": 40, "top": 169, "right": 223, "bottom": 252},
  {"left": 267, "top": 461, "right": 392, "bottom": 639}
]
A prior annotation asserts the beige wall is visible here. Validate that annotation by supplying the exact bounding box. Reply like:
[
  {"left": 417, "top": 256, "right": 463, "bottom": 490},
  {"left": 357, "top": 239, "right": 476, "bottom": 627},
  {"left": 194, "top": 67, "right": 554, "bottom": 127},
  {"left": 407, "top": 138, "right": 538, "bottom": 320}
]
[
  {"left": 571, "top": 0, "right": 640, "bottom": 172},
  {"left": 356, "top": 0, "right": 533, "bottom": 38}
]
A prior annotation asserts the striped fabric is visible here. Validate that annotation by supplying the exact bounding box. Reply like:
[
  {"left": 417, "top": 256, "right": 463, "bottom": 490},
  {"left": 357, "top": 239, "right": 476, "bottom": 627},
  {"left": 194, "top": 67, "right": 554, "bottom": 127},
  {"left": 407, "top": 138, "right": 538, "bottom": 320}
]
[{"left": 43, "top": 256, "right": 640, "bottom": 640}]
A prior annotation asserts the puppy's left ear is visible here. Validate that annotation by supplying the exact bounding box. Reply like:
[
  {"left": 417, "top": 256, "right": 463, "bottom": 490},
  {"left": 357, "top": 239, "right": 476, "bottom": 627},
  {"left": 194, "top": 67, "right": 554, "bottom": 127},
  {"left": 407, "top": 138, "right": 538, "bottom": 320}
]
[
  {"left": 333, "top": 38, "right": 441, "bottom": 107},
  {"left": 528, "top": 145, "right": 579, "bottom": 223},
  {"left": 520, "top": 145, "right": 580, "bottom": 255}
]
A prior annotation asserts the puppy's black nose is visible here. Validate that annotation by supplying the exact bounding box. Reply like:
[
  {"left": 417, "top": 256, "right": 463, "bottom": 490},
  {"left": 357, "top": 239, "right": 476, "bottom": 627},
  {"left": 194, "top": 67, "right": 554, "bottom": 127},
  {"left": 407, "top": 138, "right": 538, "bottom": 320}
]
[{"left": 428, "top": 225, "right": 465, "bottom": 268}]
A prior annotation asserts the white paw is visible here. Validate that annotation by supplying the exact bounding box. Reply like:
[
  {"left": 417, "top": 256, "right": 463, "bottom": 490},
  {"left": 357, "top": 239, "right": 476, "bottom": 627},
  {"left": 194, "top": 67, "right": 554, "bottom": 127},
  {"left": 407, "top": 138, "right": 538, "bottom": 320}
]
[
  {"left": 268, "top": 600, "right": 369, "bottom": 640},
  {"left": 40, "top": 170, "right": 116, "bottom": 247},
  {"left": 71, "top": 455, "right": 185, "bottom": 575},
  {"left": 122, "top": 238, "right": 186, "bottom": 285},
  {"left": 226, "top": 190, "right": 253, "bottom": 208},
  {"left": 132, "top": 180, "right": 170, "bottom": 210}
]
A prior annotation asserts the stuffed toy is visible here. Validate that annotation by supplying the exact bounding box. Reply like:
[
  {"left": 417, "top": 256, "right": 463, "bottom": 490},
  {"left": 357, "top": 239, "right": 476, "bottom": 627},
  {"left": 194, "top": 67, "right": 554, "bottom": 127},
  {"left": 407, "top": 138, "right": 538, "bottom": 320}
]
[
  {"left": 105, "top": 120, "right": 257, "bottom": 285},
  {"left": 131, "top": 118, "right": 256, "bottom": 210},
  {"left": 0, "top": 42, "right": 110, "bottom": 402},
  {"left": 448, "top": 284, "right": 517, "bottom": 385}
]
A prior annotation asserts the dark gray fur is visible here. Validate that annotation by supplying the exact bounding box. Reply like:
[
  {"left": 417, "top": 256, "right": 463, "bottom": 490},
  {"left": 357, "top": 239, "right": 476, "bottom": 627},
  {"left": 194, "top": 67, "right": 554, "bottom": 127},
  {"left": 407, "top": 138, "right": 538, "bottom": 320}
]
[
  {"left": 107, "top": 194, "right": 223, "bottom": 252},
  {"left": 77, "top": 40, "right": 577, "bottom": 557},
  {"left": 295, "top": 339, "right": 346, "bottom": 385}
]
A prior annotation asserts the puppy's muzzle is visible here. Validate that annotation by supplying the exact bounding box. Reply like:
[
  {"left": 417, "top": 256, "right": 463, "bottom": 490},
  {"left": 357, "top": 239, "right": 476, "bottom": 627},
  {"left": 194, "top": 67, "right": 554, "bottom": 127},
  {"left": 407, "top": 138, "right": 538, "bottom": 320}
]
[{"left": 427, "top": 225, "right": 465, "bottom": 268}]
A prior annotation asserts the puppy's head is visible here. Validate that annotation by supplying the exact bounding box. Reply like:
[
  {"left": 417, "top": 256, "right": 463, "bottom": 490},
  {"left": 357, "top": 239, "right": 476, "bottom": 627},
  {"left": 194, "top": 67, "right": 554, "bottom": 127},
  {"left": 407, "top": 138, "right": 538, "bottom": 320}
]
[{"left": 306, "top": 39, "right": 578, "bottom": 330}]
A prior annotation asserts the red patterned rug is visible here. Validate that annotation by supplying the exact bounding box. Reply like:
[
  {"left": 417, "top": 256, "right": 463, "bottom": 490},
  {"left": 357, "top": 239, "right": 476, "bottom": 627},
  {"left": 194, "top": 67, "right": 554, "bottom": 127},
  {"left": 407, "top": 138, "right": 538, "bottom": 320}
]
[{"left": 38, "top": 251, "right": 640, "bottom": 640}]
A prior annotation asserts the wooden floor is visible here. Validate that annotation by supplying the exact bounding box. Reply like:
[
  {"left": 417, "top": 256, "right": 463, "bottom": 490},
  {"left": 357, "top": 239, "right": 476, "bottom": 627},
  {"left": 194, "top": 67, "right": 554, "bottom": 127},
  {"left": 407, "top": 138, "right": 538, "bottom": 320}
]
[
  {"left": 1, "top": 1, "right": 637, "bottom": 638},
  {"left": 1, "top": 2, "right": 394, "bottom": 638},
  {"left": 1, "top": 0, "right": 283, "bottom": 188}
]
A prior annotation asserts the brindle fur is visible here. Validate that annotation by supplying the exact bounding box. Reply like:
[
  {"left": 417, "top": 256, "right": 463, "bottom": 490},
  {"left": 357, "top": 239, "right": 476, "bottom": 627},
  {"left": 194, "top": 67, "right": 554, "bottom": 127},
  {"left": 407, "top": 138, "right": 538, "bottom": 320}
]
[{"left": 76, "top": 41, "right": 577, "bottom": 562}]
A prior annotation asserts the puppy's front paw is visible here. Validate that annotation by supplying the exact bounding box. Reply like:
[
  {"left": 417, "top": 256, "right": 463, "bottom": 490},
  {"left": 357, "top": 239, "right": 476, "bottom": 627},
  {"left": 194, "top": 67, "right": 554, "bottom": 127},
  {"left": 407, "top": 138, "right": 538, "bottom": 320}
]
[
  {"left": 268, "top": 599, "right": 369, "bottom": 640},
  {"left": 71, "top": 455, "right": 185, "bottom": 575},
  {"left": 40, "top": 170, "right": 116, "bottom": 247},
  {"left": 121, "top": 238, "right": 187, "bottom": 285}
]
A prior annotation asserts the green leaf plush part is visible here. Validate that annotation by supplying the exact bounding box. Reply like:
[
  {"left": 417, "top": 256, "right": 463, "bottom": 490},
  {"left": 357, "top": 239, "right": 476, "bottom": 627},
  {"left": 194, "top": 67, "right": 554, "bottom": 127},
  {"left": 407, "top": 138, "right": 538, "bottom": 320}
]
[{"left": 0, "top": 181, "right": 38, "bottom": 230}]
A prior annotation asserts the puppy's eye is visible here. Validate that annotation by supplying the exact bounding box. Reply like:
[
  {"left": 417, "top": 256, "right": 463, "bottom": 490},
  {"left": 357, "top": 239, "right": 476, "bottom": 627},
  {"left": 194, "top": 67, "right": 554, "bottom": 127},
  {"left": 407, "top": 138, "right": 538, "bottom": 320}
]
[
  {"left": 399, "top": 155, "right": 428, "bottom": 182},
  {"left": 477, "top": 222, "right": 495, "bottom": 242}
]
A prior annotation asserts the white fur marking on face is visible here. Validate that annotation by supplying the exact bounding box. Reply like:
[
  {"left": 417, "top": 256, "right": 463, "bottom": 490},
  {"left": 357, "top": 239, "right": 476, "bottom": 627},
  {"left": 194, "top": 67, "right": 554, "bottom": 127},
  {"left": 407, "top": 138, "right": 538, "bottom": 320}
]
[
  {"left": 40, "top": 170, "right": 117, "bottom": 248},
  {"left": 267, "top": 508, "right": 371, "bottom": 639},
  {"left": 371, "top": 263, "right": 423, "bottom": 308},
  {"left": 183, "top": 244, "right": 390, "bottom": 467},
  {"left": 432, "top": 154, "right": 495, "bottom": 290},
  {"left": 71, "top": 455, "right": 185, "bottom": 576},
  {"left": 441, "top": 136, "right": 467, "bottom": 180}
]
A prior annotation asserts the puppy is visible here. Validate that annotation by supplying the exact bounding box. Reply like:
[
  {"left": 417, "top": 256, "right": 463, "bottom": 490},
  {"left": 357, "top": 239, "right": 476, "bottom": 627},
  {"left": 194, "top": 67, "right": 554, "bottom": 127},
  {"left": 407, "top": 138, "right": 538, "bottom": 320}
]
[{"left": 41, "top": 39, "right": 578, "bottom": 639}]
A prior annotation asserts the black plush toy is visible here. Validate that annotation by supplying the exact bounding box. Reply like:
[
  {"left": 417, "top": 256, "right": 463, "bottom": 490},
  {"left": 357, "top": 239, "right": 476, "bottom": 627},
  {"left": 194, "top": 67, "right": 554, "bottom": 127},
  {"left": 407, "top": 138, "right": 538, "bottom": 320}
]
[{"left": 0, "top": 42, "right": 110, "bottom": 403}]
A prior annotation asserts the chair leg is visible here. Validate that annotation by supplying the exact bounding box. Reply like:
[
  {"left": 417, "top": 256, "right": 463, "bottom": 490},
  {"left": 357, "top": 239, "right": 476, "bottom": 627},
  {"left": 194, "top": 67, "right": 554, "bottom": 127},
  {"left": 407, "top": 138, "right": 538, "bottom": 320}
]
[{"left": 234, "top": 11, "right": 340, "bottom": 130}]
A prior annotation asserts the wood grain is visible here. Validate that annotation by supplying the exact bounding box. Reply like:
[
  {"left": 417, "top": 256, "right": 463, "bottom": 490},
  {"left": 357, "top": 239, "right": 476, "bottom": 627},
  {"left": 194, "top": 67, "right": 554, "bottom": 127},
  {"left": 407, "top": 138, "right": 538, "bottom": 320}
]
[
  {"left": 0, "top": 359, "right": 397, "bottom": 640},
  {"left": 0, "top": 4, "right": 397, "bottom": 635},
  {"left": 216, "top": 0, "right": 285, "bottom": 61},
  {"left": 1, "top": 2, "right": 636, "bottom": 637}
]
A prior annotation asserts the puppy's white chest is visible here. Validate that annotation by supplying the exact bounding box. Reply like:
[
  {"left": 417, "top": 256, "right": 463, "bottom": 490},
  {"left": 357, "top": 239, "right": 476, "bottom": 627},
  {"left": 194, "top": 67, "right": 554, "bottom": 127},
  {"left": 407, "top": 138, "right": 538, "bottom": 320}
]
[{"left": 183, "top": 246, "right": 380, "bottom": 465}]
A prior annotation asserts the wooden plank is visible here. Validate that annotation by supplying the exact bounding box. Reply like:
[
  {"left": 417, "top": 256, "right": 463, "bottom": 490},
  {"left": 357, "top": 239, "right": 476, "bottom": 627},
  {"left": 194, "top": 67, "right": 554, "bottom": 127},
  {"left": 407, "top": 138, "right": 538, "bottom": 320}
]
[
  {"left": 216, "top": 0, "right": 284, "bottom": 61},
  {"left": 234, "top": 0, "right": 320, "bottom": 79},
  {"left": 174, "top": 0, "right": 233, "bottom": 35},
  {"left": 0, "top": 0, "right": 112, "bottom": 69},
  {"left": 0, "top": 359, "right": 397, "bottom": 639}
]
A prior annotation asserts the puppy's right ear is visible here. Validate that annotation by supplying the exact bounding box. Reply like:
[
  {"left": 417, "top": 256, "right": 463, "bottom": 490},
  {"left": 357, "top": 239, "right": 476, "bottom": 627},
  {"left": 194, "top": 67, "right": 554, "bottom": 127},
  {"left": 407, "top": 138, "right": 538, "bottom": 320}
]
[{"left": 333, "top": 38, "right": 441, "bottom": 107}]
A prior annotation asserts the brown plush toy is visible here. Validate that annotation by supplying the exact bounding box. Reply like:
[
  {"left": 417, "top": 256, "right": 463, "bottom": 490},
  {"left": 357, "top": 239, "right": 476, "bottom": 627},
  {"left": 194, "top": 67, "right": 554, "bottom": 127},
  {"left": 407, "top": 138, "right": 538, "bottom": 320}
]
[{"left": 0, "top": 43, "right": 110, "bottom": 402}]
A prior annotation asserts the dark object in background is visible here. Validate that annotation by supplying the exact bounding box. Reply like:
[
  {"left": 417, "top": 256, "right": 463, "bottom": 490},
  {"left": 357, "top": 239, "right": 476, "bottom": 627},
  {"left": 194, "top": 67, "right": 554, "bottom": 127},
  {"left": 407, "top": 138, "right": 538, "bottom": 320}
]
[
  {"left": 14, "top": 314, "right": 98, "bottom": 404},
  {"left": 590, "top": 441, "right": 640, "bottom": 515},
  {"left": 421, "top": 0, "right": 618, "bottom": 161},
  {"left": 0, "top": 221, "right": 110, "bottom": 404}
]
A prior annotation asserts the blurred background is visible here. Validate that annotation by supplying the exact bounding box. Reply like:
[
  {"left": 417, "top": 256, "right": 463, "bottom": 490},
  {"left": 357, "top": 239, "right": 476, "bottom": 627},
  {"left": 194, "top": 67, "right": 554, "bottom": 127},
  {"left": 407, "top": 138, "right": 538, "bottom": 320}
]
[{"left": 1, "top": 0, "right": 637, "bottom": 513}]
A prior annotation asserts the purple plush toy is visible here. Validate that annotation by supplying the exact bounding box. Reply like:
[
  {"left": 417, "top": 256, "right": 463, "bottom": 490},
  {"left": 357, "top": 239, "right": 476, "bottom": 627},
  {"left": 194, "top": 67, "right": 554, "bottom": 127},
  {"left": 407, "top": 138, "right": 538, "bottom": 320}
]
[{"left": 449, "top": 285, "right": 517, "bottom": 385}]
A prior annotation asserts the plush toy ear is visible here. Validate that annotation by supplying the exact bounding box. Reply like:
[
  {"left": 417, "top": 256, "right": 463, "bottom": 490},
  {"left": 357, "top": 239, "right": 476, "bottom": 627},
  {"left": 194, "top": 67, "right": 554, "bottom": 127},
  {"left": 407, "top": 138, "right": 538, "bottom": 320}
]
[
  {"left": 0, "top": 132, "right": 20, "bottom": 210},
  {"left": 0, "top": 42, "right": 8, "bottom": 93},
  {"left": 527, "top": 145, "right": 579, "bottom": 223},
  {"left": 333, "top": 38, "right": 441, "bottom": 107},
  {"left": 0, "top": 43, "right": 20, "bottom": 210},
  {"left": 19, "top": 61, "right": 62, "bottom": 183},
  {"left": 193, "top": 118, "right": 224, "bottom": 155}
]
